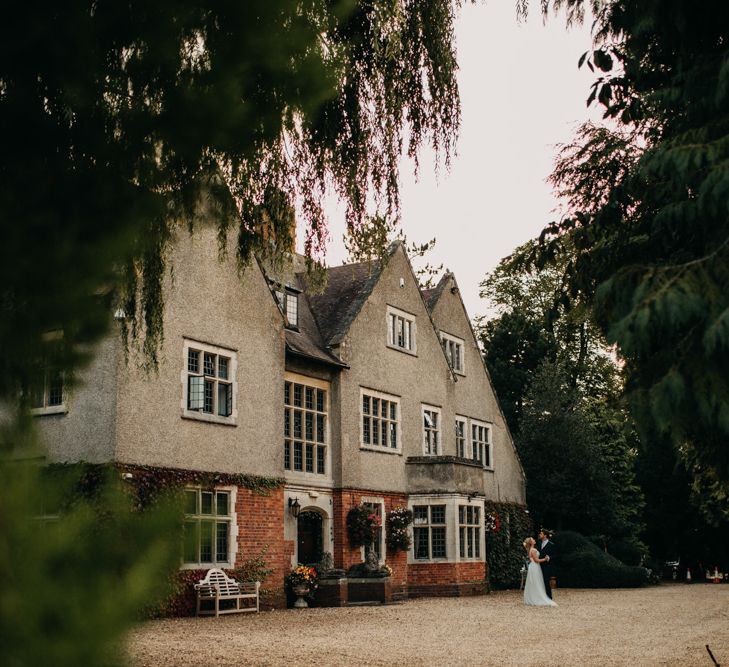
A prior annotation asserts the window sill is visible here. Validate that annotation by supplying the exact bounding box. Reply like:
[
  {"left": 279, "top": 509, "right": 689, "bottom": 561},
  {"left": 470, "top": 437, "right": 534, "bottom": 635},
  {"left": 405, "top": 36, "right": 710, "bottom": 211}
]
[
  {"left": 180, "top": 562, "right": 233, "bottom": 571},
  {"left": 484, "top": 466, "right": 495, "bottom": 473},
  {"left": 412, "top": 557, "right": 450, "bottom": 564},
  {"left": 31, "top": 405, "right": 68, "bottom": 417},
  {"left": 360, "top": 445, "right": 402, "bottom": 456},
  {"left": 386, "top": 343, "right": 417, "bottom": 357},
  {"left": 285, "top": 469, "right": 331, "bottom": 477},
  {"left": 181, "top": 410, "right": 237, "bottom": 427},
  {"left": 453, "top": 369, "right": 466, "bottom": 377}
]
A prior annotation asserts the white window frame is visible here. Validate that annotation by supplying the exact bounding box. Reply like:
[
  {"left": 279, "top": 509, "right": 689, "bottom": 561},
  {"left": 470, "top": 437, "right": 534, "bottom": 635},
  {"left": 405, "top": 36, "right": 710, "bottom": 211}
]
[
  {"left": 411, "top": 503, "right": 448, "bottom": 561},
  {"left": 422, "top": 405, "right": 441, "bottom": 456},
  {"left": 284, "top": 373, "right": 330, "bottom": 477},
  {"left": 360, "top": 496, "right": 386, "bottom": 565},
  {"left": 440, "top": 331, "right": 465, "bottom": 375},
  {"left": 471, "top": 419, "right": 493, "bottom": 469},
  {"left": 458, "top": 504, "right": 483, "bottom": 561},
  {"left": 386, "top": 305, "right": 417, "bottom": 355},
  {"left": 181, "top": 339, "right": 238, "bottom": 426},
  {"left": 455, "top": 416, "right": 468, "bottom": 458},
  {"left": 181, "top": 486, "right": 238, "bottom": 569},
  {"left": 275, "top": 288, "right": 299, "bottom": 329},
  {"left": 30, "top": 369, "right": 67, "bottom": 416},
  {"left": 360, "top": 388, "right": 401, "bottom": 454}
]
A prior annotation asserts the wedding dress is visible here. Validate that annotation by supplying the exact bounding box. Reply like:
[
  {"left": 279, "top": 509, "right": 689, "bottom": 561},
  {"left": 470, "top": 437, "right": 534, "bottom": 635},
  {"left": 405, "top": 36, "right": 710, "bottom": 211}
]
[{"left": 523, "top": 549, "right": 557, "bottom": 607}]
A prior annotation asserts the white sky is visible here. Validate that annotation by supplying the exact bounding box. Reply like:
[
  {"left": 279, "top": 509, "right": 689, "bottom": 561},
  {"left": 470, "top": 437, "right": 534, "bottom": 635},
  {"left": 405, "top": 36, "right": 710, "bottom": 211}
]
[{"left": 306, "top": 1, "right": 601, "bottom": 320}]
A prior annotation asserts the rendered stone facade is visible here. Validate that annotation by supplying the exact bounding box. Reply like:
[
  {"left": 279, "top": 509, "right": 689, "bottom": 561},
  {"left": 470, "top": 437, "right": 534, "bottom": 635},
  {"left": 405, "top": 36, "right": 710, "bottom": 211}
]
[{"left": 32, "top": 210, "right": 526, "bottom": 608}]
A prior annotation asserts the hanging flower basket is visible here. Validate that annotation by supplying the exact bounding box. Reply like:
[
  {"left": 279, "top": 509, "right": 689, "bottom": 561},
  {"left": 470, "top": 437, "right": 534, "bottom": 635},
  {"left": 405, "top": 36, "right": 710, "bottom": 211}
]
[
  {"left": 386, "top": 507, "right": 413, "bottom": 552},
  {"left": 346, "top": 506, "right": 381, "bottom": 547},
  {"left": 485, "top": 511, "right": 501, "bottom": 533}
]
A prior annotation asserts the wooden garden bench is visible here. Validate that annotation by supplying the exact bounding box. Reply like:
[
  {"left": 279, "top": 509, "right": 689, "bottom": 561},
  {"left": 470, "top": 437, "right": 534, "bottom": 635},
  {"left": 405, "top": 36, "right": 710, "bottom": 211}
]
[{"left": 194, "top": 568, "right": 260, "bottom": 617}]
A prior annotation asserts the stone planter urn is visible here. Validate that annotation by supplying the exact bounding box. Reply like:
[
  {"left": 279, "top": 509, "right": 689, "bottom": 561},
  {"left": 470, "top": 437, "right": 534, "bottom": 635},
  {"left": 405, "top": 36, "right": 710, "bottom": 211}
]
[{"left": 293, "top": 585, "right": 310, "bottom": 608}]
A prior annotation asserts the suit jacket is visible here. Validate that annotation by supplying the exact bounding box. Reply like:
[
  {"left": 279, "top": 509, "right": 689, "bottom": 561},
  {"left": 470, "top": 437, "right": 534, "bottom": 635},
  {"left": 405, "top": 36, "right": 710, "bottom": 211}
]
[{"left": 537, "top": 539, "right": 555, "bottom": 578}]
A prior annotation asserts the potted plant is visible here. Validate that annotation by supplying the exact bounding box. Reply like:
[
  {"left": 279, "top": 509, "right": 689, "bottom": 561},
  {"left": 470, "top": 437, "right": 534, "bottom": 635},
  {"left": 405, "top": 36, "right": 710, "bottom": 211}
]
[{"left": 286, "top": 564, "right": 319, "bottom": 608}]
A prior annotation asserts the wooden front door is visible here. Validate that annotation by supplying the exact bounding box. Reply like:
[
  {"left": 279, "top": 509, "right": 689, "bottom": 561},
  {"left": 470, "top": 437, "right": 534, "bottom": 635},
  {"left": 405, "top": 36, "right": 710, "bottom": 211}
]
[{"left": 297, "top": 511, "right": 323, "bottom": 565}]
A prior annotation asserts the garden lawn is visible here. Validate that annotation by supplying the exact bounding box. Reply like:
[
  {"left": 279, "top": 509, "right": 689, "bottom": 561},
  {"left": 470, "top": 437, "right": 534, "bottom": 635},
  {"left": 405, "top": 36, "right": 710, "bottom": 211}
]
[{"left": 127, "top": 584, "right": 729, "bottom": 666}]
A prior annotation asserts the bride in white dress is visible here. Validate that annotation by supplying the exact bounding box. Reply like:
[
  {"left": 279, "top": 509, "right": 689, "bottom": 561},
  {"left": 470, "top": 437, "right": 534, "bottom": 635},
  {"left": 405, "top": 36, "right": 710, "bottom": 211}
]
[{"left": 523, "top": 537, "right": 557, "bottom": 606}]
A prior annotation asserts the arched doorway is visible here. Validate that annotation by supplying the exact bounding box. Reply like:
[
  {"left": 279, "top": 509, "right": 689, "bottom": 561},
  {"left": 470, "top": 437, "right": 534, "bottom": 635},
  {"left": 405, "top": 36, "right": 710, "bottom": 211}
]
[{"left": 297, "top": 510, "right": 323, "bottom": 565}]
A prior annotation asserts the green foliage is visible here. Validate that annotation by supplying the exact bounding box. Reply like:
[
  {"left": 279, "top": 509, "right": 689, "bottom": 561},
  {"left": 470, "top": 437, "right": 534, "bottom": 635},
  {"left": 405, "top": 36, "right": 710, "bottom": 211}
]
[
  {"left": 479, "top": 245, "right": 646, "bottom": 559},
  {"left": 554, "top": 531, "right": 649, "bottom": 588},
  {"left": 635, "top": 430, "right": 729, "bottom": 570},
  {"left": 534, "top": 0, "right": 729, "bottom": 519},
  {"left": 385, "top": 507, "right": 413, "bottom": 552},
  {"left": 483, "top": 502, "right": 532, "bottom": 589},
  {"left": 117, "top": 463, "right": 283, "bottom": 509},
  {"left": 346, "top": 505, "right": 382, "bottom": 548},
  {"left": 0, "top": 458, "right": 180, "bottom": 666},
  {"left": 478, "top": 239, "right": 620, "bottom": 435},
  {"left": 0, "top": 0, "right": 463, "bottom": 391},
  {"left": 145, "top": 550, "right": 274, "bottom": 618},
  {"left": 517, "top": 362, "right": 613, "bottom": 533}
]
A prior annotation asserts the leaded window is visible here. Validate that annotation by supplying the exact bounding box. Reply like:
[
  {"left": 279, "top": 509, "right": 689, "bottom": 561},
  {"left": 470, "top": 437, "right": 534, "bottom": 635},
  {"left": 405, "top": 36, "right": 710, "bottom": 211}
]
[
  {"left": 387, "top": 307, "right": 415, "bottom": 352},
  {"left": 361, "top": 391, "right": 399, "bottom": 450},
  {"left": 284, "top": 379, "right": 327, "bottom": 475},
  {"left": 423, "top": 407, "right": 440, "bottom": 455},
  {"left": 186, "top": 344, "right": 233, "bottom": 419},
  {"left": 31, "top": 369, "right": 65, "bottom": 411},
  {"left": 413, "top": 504, "right": 447, "bottom": 559},
  {"left": 459, "top": 505, "right": 482, "bottom": 560},
  {"left": 441, "top": 333, "right": 465, "bottom": 374},
  {"left": 471, "top": 422, "right": 491, "bottom": 467},
  {"left": 275, "top": 288, "right": 299, "bottom": 328},
  {"left": 183, "top": 488, "right": 233, "bottom": 566},
  {"left": 455, "top": 417, "right": 467, "bottom": 458}
]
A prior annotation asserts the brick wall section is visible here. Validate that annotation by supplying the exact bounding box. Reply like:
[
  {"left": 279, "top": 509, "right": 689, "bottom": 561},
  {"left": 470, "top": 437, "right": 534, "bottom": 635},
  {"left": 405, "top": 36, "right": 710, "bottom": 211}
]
[
  {"left": 235, "top": 486, "right": 292, "bottom": 609},
  {"left": 408, "top": 561, "right": 485, "bottom": 586},
  {"left": 407, "top": 561, "right": 486, "bottom": 598},
  {"left": 332, "top": 489, "right": 409, "bottom": 586}
]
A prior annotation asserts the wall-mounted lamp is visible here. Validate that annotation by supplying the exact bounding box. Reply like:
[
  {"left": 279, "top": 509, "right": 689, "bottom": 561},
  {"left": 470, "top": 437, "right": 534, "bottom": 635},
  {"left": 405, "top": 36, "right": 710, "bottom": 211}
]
[{"left": 288, "top": 497, "right": 301, "bottom": 519}]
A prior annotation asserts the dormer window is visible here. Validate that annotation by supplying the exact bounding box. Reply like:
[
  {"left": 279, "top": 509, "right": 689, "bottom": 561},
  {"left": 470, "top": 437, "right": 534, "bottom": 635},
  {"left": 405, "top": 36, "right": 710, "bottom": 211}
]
[
  {"left": 441, "top": 332, "right": 465, "bottom": 374},
  {"left": 275, "top": 289, "right": 299, "bottom": 328}
]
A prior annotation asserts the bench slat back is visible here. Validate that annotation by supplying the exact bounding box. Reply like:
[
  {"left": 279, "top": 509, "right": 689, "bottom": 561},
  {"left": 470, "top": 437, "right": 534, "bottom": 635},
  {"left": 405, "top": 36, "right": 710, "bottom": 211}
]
[{"left": 196, "top": 568, "right": 240, "bottom": 595}]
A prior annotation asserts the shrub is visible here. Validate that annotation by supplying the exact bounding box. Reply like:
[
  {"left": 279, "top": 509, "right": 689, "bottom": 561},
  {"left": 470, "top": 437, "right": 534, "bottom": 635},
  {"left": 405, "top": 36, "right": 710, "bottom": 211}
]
[
  {"left": 555, "top": 531, "right": 649, "bottom": 588},
  {"left": 144, "top": 548, "right": 274, "bottom": 618},
  {"left": 484, "top": 501, "right": 532, "bottom": 589}
]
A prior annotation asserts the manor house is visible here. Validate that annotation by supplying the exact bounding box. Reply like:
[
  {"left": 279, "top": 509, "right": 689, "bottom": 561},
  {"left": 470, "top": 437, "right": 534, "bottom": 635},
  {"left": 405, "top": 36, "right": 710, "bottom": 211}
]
[{"left": 33, "top": 201, "right": 526, "bottom": 606}]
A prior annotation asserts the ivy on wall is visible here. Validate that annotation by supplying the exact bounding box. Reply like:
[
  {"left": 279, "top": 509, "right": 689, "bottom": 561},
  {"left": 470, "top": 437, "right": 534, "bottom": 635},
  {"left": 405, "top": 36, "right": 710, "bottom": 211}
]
[
  {"left": 484, "top": 501, "right": 532, "bottom": 590},
  {"left": 44, "top": 462, "right": 284, "bottom": 510},
  {"left": 117, "top": 463, "right": 284, "bottom": 509}
]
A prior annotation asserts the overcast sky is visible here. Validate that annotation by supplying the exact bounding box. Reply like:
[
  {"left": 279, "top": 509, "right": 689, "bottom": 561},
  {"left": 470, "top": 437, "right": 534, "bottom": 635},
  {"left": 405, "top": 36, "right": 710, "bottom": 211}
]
[{"left": 310, "top": 1, "right": 601, "bottom": 320}]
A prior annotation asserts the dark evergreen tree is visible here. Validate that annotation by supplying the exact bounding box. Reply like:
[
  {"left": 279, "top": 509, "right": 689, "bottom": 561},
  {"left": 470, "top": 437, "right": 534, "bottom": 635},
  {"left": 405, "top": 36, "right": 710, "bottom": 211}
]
[{"left": 531, "top": 0, "right": 729, "bottom": 519}]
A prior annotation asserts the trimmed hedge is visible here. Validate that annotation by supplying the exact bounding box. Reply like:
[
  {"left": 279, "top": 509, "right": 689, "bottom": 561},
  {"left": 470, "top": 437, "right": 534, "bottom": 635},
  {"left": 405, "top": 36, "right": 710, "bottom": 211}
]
[{"left": 555, "top": 531, "right": 649, "bottom": 588}]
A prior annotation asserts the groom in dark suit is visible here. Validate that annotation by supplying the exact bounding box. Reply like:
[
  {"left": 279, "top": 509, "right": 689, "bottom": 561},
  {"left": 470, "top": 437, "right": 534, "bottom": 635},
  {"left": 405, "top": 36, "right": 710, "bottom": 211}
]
[{"left": 537, "top": 529, "right": 555, "bottom": 599}]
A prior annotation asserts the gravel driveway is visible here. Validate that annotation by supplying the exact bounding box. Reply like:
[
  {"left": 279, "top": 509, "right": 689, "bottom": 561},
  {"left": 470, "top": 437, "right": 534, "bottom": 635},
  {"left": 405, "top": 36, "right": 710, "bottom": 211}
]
[{"left": 128, "top": 584, "right": 729, "bottom": 666}]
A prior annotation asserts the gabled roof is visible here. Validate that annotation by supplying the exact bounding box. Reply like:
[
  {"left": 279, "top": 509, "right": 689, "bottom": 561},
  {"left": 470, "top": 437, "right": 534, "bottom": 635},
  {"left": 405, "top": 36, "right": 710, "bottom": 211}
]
[
  {"left": 306, "top": 243, "right": 398, "bottom": 347},
  {"left": 420, "top": 271, "right": 452, "bottom": 311},
  {"left": 286, "top": 277, "right": 349, "bottom": 368},
  {"left": 259, "top": 255, "right": 348, "bottom": 369}
]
